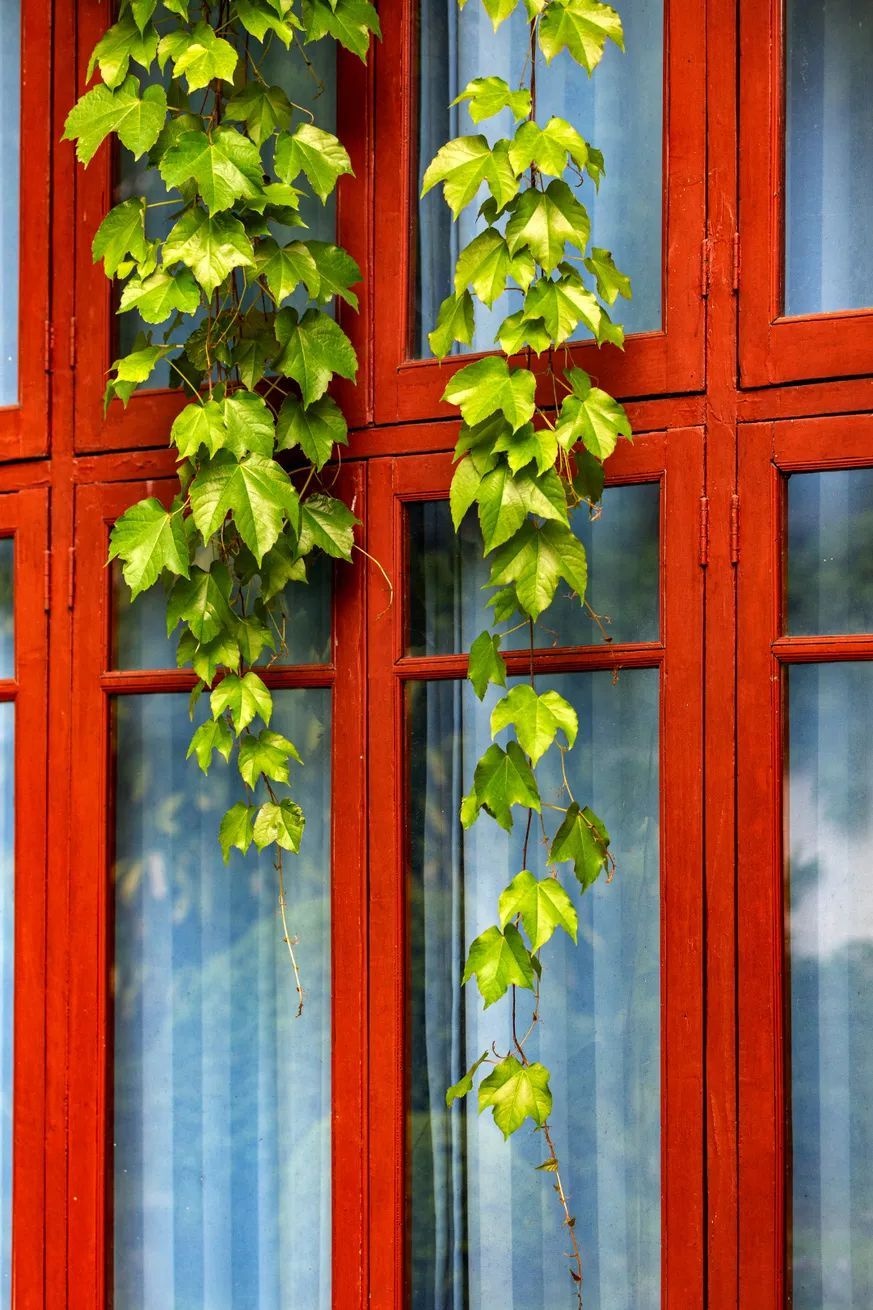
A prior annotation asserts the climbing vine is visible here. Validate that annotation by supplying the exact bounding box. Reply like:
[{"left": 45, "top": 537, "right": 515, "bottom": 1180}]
[{"left": 64, "top": 0, "right": 631, "bottom": 1300}]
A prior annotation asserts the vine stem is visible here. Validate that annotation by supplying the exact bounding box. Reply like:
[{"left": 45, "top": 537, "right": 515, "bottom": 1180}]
[
  {"left": 542, "top": 1121, "right": 584, "bottom": 1308},
  {"left": 275, "top": 849, "right": 305, "bottom": 1018}
]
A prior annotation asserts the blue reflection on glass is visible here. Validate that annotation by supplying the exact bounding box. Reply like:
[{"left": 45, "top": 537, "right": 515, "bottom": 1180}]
[
  {"left": 0, "top": 705, "right": 13, "bottom": 1304},
  {"left": 787, "top": 469, "right": 873, "bottom": 636},
  {"left": 113, "top": 690, "right": 331, "bottom": 1310},
  {"left": 0, "top": 2, "right": 20, "bottom": 405},
  {"left": 0, "top": 540, "right": 13, "bottom": 679}
]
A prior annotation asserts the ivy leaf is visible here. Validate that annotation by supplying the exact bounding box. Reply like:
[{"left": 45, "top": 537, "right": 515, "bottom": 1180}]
[
  {"left": 499, "top": 869, "right": 578, "bottom": 951},
  {"left": 494, "top": 311, "right": 553, "bottom": 357},
  {"left": 428, "top": 291, "right": 474, "bottom": 357},
  {"left": 478, "top": 1056, "right": 552, "bottom": 1138},
  {"left": 163, "top": 208, "right": 255, "bottom": 297},
  {"left": 505, "top": 179, "right": 590, "bottom": 273},
  {"left": 166, "top": 565, "right": 235, "bottom": 644},
  {"left": 476, "top": 465, "right": 569, "bottom": 551},
  {"left": 450, "top": 453, "right": 489, "bottom": 530},
  {"left": 538, "top": 0, "right": 624, "bottom": 70},
  {"left": 253, "top": 800, "right": 306, "bottom": 853},
  {"left": 235, "top": 0, "right": 301, "bottom": 45},
  {"left": 179, "top": 629, "right": 241, "bottom": 684},
  {"left": 306, "top": 241, "right": 362, "bottom": 308},
  {"left": 260, "top": 535, "right": 307, "bottom": 601},
  {"left": 461, "top": 923, "right": 535, "bottom": 1006},
  {"left": 158, "top": 21, "right": 238, "bottom": 91},
  {"left": 300, "top": 0, "right": 381, "bottom": 61},
  {"left": 443, "top": 358, "right": 536, "bottom": 432},
  {"left": 219, "top": 802, "right": 257, "bottom": 861},
  {"left": 508, "top": 116, "right": 589, "bottom": 177},
  {"left": 170, "top": 400, "right": 227, "bottom": 459},
  {"left": 550, "top": 801, "right": 610, "bottom": 889},
  {"left": 523, "top": 273, "right": 602, "bottom": 345},
  {"left": 159, "top": 127, "right": 265, "bottom": 214},
  {"left": 446, "top": 1051, "right": 490, "bottom": 1108},
  {"left": 118, "top": 268, "right": 201, "bottom": 324},
  {"left": 488, "top": 520, "right": 587, "bottom": 618},
  {"left": 467, "top": 630, "right": 507, "bottom": 700},
  {"left": 452, "top": 77, "right": 531, "bottom": 124},
  {"left": 186, "top": 717, "right": 234, "bottom": 773},
  {"left": 574, "top": 448, "right": 606, "bottom": 505},
  {"left": 222, "top": 391, "right": 276, "bottom": 458},
  {"left": 92, "top": 197, "right": 150, "bottom": 276},
  {"left": 88, "top": 17, "right": 158, "bottom": 88},
  {"left": 492, "top": 422, "right": 558, "bottom": 476},
  {"left": 274, "top": 307, "right": 358, "bottom": 405},
  {"left": 210, "top": 671, "right": 273, "bottom": 733},
  {"left": 63, "top": 77, "right": 168, "bottom": 164},
  {"left": 275, "top": 124, "right": 353, "bottom": 203},
  {"left": 108, "top": 497, "right": 189, "bottom": 598},
  {"left": 555, "top": 369, "right": 631, "bottom": 458},
  {"left": 584, "top": 245, "right": 632, "bottom": 304},
  {"left": 478, "top": 0, "right": 521, "bottom": 30},
  {"left": 255, "top": 238, "right": 320, "bottom": 303},
  {"left": 298, "top": 493, "right": 357, "bottom": 560},
  {"left": 130, "top": 0, "right": 158, "bottom": 32},
  {"left": 421, "top": 135, "right": 519, "bottom": 218},
  {"left": 461, "top": 741, "right": 540, "bottom": 831},
  {"left": 225, "top": 82, "right": 294, "bottom": 145},
  {"left": 490, "top": 684, "right": 578, "bottom": 764},
  {"left": 454, "top": 228, "right": 512, "bottom": 307},
  {"left": 277, "top": 395, "right": 348, "bottom": 469},
  {"left": 190, "top": 452, "right": 298, "bottom": 563},
  {"left": 238, "top": 729, "right": 302, "bottom": 788},
  {"left": 106, "top": 342, "right": 172, "bottom": 406}
]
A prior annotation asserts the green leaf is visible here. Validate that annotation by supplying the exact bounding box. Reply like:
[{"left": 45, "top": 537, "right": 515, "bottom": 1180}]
[
  {"left": 186, "top": 717, "right": 234, "bottom": 773},
  {"left": 306, "top": 241, "right": 362, "bottom": 308},
  {"left": 225, "top": 82, "right": 294, "bottom": 145},
  {"left": 461, "top": 741, "right": 540, "bottom": 831},
  {"left": 274, "top": 307, "right": 358, "bottom": 405},
  {"left": 190, "top": 452, "right": 298, "bottom": 563},
  {"left": 298, "top": 493, "right": 357, "bottom": 560},
  {"left": 508, "top": 116, "right": 589, "bottom": 178},
  {"left": 505, "top": 179, "right": 590, "bottom": 273},
  {"left": 300, "top": 0, "right": 381, "bottom": 60},
  {"left": 63, "top": 77, "right": 167, "bottom": 165},
  {"left": 210, "top": 671, "right": 273, "bottom": 733},
  {"left": 163, "top": 208, "right": 254, "bottom": 297},
  {"left": 253, "top": 799, "right": 306, "bottom": 852},
  {"left": 260, "top": 534, "right": 307, "bottom": 601},
  {"left": 492, "top": 422, "right": 558, "bottom": 476},
  {"left": 476, "top": 464, "right": 569, "bottom": 552},
  {"left": 467, "top": 630, "right": 507, "bottom": 700},
  {"left": 494, "top": 310, "right": 552, "bottom": 357},
  {"left": 584, "top": 245, "right": 632, "bottom": 304},
  {"left": 255, "top": 238, "right": 320, "bottom": 303},
  {"left": 428, "top": 291, "right": 474, "bottom": 358},
  {"left": 550, "top": 801, "right": 610, "bottom": 889},
  {"left": 159, "top": 127, "right": 264, "bottom": 214},
  {"left": 555, "top": 369, "right": 631, "bottom": 458},
  {"left": 523, "top": 273, "right": 604, "bottom": 345},
  {"left": 452, "top": 77, "right": 531, "bottom": 124},
  {"left": 454, "top": 229, "right": 512, "bottom": 308},
  {"left": 490, "top": 684, "right": 577, "bottom": 764},
  {"left": 131, "top": 0, "right": 158, "bottom": 32},
  {"left": 170, "top": 400, "right": 227, "bottom": 459},
  {"left": 222, "top": 391, "right": 276, "bottom": 458},
  {"left": 499, "top": 870, "right": 578, "bottom": 952},
  {"left": 461, "top": 923, "right": 535, "bottom": 1006},
  {"left": 238, "top": 728, "right": 301, "bottom": 788},
  {"left": 421, "top": 135, "right": 519, "bottom": 218},
  {"left": 166, "top": 564, "right": 235, "bottom": 644},
  {"left": 450, "top": 453, "right": 489, "bottom": 530},
  {"left": 538, "top": 0, "right": 624, "bottom": 70},
  {"left": 277, "top": 395, "right": 348, "bottom": 469},
  {"left": 235, "top": 0, "right": 300, "bottom": 45},
  {"left": 108, "top": 497, "right": 189, "bottom": 598},
  {"left": 488, "top": 520, "right": 587, "bottom": 618},
  {"left": 275, "top": 124, "right": 353, "bottom": 203},
  {"left": 92, "top": 197, "right": 150, "bottom": 276},
  {"left": 478, "top": 1056, "right": 552, "bottom": 1138},
  {"left": 118, "top": 268, "right": 200, "bottom": 324},
  {"left": 158, "top": 21, "right": 238, "bottom": 91},
  {"left": 446, "top": 1051, "right": 490, "bottom": 1107},
  {"left": 443, "top": 358, "right": 536, "bottom": 432},
  {"left": 478, "top": 0, "right": 521, "bottom": 30},
  {"left": 88, "top": 17, "right": 158, "bottom": 88},
  {"left": 573, "top": 448, "right": 606, "bottom": 505},
  {"left": 219, "top": 802, "right": 257, "bottom": 861},
  {"left": 179, "top": 629, "right": 241, "bottom": 684},
  {"left": 106, "top": 342, "right": 172, "bottom": 406}
]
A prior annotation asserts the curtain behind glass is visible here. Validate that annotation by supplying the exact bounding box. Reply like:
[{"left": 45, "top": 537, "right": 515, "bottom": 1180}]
[
  {"left": 408, "top": 669, "right": 660, "bottom": 1310},
  {"left": 415, "top": 0, "right": 664, "bottom": 355},
  {"left": 0, "top": 2, "right": 20, "bottom": 405},
  {"left": 785, "top": 0, "right": 873, "bottom": 316},
  {"left": 113, "top": 690, "right": 331, "bottom": 1310}
]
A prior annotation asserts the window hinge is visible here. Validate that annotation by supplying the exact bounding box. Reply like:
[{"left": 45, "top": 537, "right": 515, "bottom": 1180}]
[
  {"left": 699, "top": 495, "right": 710, "bottom": 567},
  {"left": 732, "top": 232, "right": 741, "bottom": 293},
  {"left": 44, "top": 319, "right": 53, "bottom": 374},
  {"left": 67, "top": 546, "right": 76, "bottom": 610},
  {"left": 701, "top": 237, "right": 713, "bottom": 299},
  {"left": 730, "top": 493, "right": 740, "bottom": 564},
  {"left": 69, "top": 316, "right": 77, "bottom": 370},
  {"left": 43, "top": 551, "right": 51, "bottom": 612}
]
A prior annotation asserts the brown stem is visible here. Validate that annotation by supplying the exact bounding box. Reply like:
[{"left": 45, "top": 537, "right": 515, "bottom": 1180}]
[{"left": 542, "top": 1121, "right": 584, "bottom": 1307}]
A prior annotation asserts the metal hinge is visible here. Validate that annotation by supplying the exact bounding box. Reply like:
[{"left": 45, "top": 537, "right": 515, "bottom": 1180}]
[
  {"left": 43, "top": 551, "right": 51, "bottom": 612},
  {"left": 699, "top": 495, "right": 710, "bottom": 567},
  {"left": 44, "top": 319, "right": 53, "bottom": 374},
  {"left": 701, "top": 237, "right": 714, "bottom": 299},
  {"left": 69, "top": 317, "right": 77, "bottom": 370},
  {"left": 67, "top": 546, "right": 76, "bottom": 610},
  {"left": 732, "top": 232, "right": 740, "bottom": 293},
  {"left": 730, "top": 493, "right": 740, "bottom": 564}
]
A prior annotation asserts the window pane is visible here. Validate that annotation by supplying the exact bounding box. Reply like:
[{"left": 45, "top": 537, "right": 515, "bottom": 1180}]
[
  {"left": 0, "top": 541, "right": 13, "bottom": 679},
  {"left": 785, "top": 0, "right": 873, "bottom": 316},
  {"left": 407, "top": 482, "right": 660, "bottom": 655},
  {"left": 0, "top": 705, "right": 13, "bottom": 1304},
  {"left": 112, "top": 554, "right": 333, "bottom": 670},
  {"left": 113, "top": 689, "right": 331, "bottom": 1309},
  {"left": 786, "top": 470, "right": 873, "bottom": 635},
  {"left": 415, "top": 0, "right": 663, "bottom": 356},
  {"left": 787, "top": 663, "right": 873, "bottom": 1307},
  {"left": 408, "top": 669, "right": 660, "bottom": 1309}
]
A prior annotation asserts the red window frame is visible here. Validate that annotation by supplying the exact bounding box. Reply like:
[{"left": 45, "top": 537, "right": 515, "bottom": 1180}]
[
  {"left": 737, "top": 413, "right": 873, "bottom": 1306},
  {"left": 738, "top": 0, "right": 873, "bottom": 388},
  {"left": 365, "top": 429, "right": 706, "bottom": 1307},
  {"left": 65, "top": 468, "right": 367, "bottom": 1308},
  {"left": 370, "top": 0, "right": 706, "bottom": 427}
]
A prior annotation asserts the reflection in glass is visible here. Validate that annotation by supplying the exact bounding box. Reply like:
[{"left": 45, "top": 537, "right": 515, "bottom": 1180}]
[
  {"left": 788, "top": 663, "right": 873, "bottom": 1307},
  {"left": 0, "top": 540, "right": 13, "bottom": 679},
  {"left": 408, "top": 670, "right": 660, "bottom": 1310},
  {"left": 0, "top": 2, "right": 19, "bottom": 405},
  {"left": 787, "top": 469, "right": 873, "bottom": 635},
  {"left": 112, "top": 553, "right": 332, "bottom": 670},
  {"left": 0, "top": 707, "right": 13, "bottom": 1303},
  {"left": 415, "top": 0, "right": 663, "bottom": 355},
  {"left": 113, "top": 690, "right": 331, "bottom": 1309},
  {"left": 785, "top": 0, "right": 873, "bottom": 316},
  {"left": 407, "top": 483, "right": 660, "bottom": 655}
]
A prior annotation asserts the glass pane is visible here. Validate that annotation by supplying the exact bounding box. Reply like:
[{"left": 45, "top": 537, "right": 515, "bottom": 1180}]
[
  {"left": 0, "top": 541, "right": 13, "bottom": 679},
  {"left": 785, "top": 0, "right": 873, "bottom": 316},
  {"left": 786, "top": 469, "right": 873, "bottom": 635},
  {"left": 0, "top": 2, "right": 19, "bottom": 406},
  {"left": 414, "top": 0, "right": 663, "bottom": 356},
  {"left": 113, "top": 689, "right": 331, "bottom": 1309},
  {"left": 407, "top": 482, "right": 660, "bottom": 655},
  {"left": 0, "top": 705, "right": 13, "bottom": 1304},
  {"left": 112, "top": 553, "right": 332, "bottom": 669},
  {"left": 115, "top": 40, "right": 337, "bottom": 387},
  {"left": 787, "top": 663, "right": 873, "bottom": 1307},
  {"left": 408, "top": 669, "right": 660, "bottom": 1309}
]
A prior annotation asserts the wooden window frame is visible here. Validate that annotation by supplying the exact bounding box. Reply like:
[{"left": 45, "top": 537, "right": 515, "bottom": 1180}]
[
  {"left": 738, "top": 0, "right": 873, "bottom": 388},
  {"left": 365, "top": 429, "right": 706, "bottom": 1307}
]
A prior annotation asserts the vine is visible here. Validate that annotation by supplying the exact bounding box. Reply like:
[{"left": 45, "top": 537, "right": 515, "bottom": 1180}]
[{"left": 423, "top": 0, "right": 631, "bottom": 1301}]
